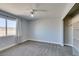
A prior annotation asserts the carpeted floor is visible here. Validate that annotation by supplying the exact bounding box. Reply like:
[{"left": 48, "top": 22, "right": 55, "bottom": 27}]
[{"left": 0, "top": 40, "right": 73, "bottom": 56}]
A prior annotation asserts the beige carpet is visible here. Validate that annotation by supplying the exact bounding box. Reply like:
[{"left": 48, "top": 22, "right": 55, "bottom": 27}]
[{"left": 0, "top": 40, "right": 73, "bottom": 56}]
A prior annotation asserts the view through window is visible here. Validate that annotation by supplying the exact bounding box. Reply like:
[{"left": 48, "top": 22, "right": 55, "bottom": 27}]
[
  {"left": 0, "top": 18, "right": 6, "bottom": 36},
  {"left": 7, "top": 19, "right": 16, "bottom": 36},
  {"left": 0, "top": 17, "right": 16, "bottom": 37}
]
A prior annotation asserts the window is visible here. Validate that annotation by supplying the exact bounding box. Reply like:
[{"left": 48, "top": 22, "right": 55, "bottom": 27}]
[
  {"left": 0, "top": 18, "right": 6, "bottom": 37},
  {"left": 0, "top": 17, "right": 16, "bottom": 37},
  {"left": 7, "top": 19, "right": 16, "bottom": 36}
]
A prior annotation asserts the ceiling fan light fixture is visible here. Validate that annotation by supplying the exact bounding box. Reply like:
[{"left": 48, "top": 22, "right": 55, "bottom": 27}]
[{"left": 31, "top": 14, "right": 34, "bottom": 17}]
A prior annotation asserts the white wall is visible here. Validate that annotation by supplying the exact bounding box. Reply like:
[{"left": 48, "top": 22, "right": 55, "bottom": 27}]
[{"left": 29, "top": 18, "right": 63, "bottom": 45}]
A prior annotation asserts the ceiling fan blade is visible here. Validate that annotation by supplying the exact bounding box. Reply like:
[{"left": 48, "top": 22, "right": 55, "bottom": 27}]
[{"left": 33, "top": 9, "right": 47, "bottom": 12}]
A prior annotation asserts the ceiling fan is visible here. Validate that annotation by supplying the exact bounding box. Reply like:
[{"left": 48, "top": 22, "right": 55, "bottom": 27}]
[{"left": 30, "top": 8, "right": 47, "bottom": 17}]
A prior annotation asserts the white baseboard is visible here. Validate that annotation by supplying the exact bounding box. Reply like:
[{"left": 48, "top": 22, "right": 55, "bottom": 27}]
[
  {"left": 29, "top": 39, "right": 63, "bottom": 46},
  {"left": 64, "top": 44, "right": 73, "bottom": 47},
  {"left": 73, "top": 46, "right": 79, "bottom": 56},
  {"left": 0, "top": 40, "right": 28, "bottom": 52},
  {"left": 0, "top": 44, "right": 16, "bottom": 52},
  {"left": 64, "top": 44, "right": 79, "bottom": 56},
  {"left": 0, "top": 39, "right": 63, "bottom": 52}
]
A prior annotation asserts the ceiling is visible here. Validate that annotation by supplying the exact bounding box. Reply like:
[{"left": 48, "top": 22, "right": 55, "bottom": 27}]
[{"left": 0, "top": 3, "right": 75, "bottom": 20}]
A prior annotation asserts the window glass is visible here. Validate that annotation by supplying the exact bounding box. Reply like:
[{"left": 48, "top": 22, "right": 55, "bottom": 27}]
[
  {"left": 0, "top": 18, "right": 6, "bottom": 37},
  {"left": 7, "top": 19, "right": 16, "bottom": 36}
]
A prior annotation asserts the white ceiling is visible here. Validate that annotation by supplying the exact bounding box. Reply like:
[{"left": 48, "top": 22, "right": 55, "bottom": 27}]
[{"left": 0, "top": 3, "right": 75, "bottom": 20}]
